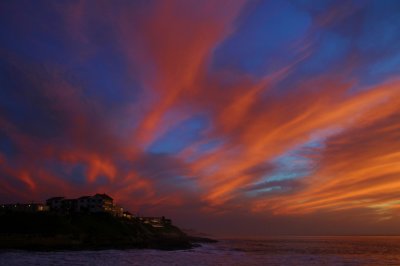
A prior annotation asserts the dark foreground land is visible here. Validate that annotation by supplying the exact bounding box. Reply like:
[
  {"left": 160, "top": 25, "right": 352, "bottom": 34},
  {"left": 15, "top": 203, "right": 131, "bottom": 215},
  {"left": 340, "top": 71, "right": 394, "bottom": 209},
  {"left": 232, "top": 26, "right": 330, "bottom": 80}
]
[{"left": 0, "top": 212, "right": 216, "bottom": 251}]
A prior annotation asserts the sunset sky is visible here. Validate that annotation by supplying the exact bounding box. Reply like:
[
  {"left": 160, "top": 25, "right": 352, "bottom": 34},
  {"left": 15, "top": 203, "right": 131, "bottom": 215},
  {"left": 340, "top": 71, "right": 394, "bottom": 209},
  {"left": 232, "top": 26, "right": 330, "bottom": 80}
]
[{"left": 1, "top": 0, "right": 400, "bottom": 237}]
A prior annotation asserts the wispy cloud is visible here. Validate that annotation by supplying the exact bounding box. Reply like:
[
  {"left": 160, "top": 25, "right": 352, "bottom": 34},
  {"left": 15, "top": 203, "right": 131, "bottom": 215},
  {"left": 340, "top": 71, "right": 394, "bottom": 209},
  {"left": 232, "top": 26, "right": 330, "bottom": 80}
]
[{"left": 1, "top": 0, "right": 400, "bottom": 236}]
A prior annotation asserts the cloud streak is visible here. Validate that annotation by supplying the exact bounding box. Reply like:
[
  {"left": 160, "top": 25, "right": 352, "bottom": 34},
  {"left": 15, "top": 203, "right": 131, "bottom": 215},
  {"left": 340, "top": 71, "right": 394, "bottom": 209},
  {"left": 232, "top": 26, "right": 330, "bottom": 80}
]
[{"left": 1, "top": 0, "right": 400, "bottom": 236}]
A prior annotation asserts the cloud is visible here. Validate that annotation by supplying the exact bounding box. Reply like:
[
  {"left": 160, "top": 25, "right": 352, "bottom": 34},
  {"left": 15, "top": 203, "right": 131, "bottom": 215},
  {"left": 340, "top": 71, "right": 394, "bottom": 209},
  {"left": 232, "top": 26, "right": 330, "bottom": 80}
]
[{"left": 1, "top": 0, "right": 400, "bottom": 235}]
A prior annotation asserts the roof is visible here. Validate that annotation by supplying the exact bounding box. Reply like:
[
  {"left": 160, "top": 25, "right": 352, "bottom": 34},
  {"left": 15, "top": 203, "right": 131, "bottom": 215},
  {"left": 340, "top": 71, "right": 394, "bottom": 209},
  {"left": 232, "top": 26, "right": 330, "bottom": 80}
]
[
  {"left": 46, "top": 197, "right": 64, "bottom": 201},
  {"left": 94, "top": 193, "right": 113, "bottom": 200},
  {"left": 63, "top": 199, "right": 77, "bottom": 202},
  {"left": 78, "top": 196, "right": 91, "bottom": 200}
]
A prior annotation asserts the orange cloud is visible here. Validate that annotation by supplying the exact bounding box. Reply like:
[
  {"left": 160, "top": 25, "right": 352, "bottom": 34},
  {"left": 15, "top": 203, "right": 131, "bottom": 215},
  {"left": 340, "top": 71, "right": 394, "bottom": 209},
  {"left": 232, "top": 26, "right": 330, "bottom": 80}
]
[
  {"left": 2, "top": 0, "right": 400, "bottom": 236},
  {"left": 184, "top": 78, "right": 400, "bottom": 209},
  {"left": 250, "top": 85, "right": 400, "bottom": 216},
  {"left": 120, "top": 0, "right": 247, "bottom": 147}
]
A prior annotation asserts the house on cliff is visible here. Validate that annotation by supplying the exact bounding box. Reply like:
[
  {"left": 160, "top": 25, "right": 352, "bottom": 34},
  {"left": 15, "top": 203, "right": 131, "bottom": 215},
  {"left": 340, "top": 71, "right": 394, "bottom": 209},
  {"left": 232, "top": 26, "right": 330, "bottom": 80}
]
[
  {"left": 123, "top": 211, "right": 133, "bottom": 219},
  {"left": 1, "top": 203, "right": 48, "bottom": 212},
  {"left": 46, "top": 197, "right": 64, "bottom": 210},
  {"left": 139, "top": 216, "right": 172, "bottom": 228},
  {"left": 45, "top": 193, "right": 123, "bottom": 216}
]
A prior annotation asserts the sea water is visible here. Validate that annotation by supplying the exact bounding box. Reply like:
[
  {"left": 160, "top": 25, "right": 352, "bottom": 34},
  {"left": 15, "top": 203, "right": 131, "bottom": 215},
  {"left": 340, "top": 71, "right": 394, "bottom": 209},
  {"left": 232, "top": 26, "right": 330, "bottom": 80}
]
[{"left": 1, "top": 236, "right": 399, "bottom": 266}]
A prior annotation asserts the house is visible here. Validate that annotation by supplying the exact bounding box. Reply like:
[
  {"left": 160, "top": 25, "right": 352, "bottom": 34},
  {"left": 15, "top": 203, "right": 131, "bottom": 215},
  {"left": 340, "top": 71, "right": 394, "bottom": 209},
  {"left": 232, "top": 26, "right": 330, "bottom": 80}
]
[
  {"left": 91, "top": 193, "right": 114, "bottom": 213},
  {"left": 61, "top": 199, "right": 78, "bottom": 213},
  {"left": 45, "top": 193, "right": 124, "bottom": 216},
  {"left": 123, "top": 211, "right": 133, "bottom": 219},
  {"left": 112, "top": 205, "right": 124, "bottom": 217},
  {"left": 1, "top": 193, "right": 136, "bottom": 218},
  {"left": 46, "top": 197, "right": 77, "bottom": 213},
  {"left": 139, "top": 216, "right": 172, "bottom": 228},
  {"left": 1, "top": 203, "right": 48, "bottom": 212},
  {"left": 77, "top": 196, "right": 91, "bottom": 212},
  {"left": 81, "top": 193, "right": 123, "bottom": 215},
  {"left": 45, "top": 197, "right": 65, "bottom": 211},
  {"left": 76, "top": 194, "right": 108, "bottom": 213}
]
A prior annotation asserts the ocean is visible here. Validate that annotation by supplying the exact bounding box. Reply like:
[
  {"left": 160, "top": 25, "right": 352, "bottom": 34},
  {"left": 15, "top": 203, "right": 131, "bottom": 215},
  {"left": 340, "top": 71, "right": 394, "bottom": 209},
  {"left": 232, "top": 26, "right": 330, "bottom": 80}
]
[{"left": 1, "top": 236, "right": 399, "bottom": 265}]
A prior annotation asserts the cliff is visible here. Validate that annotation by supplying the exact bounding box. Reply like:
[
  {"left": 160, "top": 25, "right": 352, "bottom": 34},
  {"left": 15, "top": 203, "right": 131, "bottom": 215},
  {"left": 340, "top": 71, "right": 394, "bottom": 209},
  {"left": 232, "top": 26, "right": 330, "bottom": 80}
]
[{"left": 0, "top": 212, "right": 195, "bottom": 250}]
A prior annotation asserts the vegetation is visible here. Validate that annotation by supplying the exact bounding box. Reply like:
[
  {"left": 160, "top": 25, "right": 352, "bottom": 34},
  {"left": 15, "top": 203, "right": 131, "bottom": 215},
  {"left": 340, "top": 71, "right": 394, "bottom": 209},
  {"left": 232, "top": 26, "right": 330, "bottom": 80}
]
[{"left": 0, "top": 212, "right": 194, "bottom": 250}]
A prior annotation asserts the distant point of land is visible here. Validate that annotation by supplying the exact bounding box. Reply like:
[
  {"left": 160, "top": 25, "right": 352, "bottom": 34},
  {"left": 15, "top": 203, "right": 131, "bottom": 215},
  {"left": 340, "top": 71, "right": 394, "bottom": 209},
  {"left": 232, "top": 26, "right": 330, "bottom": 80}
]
[{"left": 0, "top": 193, "right": 216, "bottom": 251}]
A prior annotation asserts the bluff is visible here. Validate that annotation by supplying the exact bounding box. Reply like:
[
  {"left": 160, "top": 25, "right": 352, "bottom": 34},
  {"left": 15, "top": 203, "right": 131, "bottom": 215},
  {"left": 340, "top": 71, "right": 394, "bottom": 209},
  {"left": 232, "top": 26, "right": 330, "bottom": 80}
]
[{"left": 0, "top": 212, "right": 196, "bottom": 250}]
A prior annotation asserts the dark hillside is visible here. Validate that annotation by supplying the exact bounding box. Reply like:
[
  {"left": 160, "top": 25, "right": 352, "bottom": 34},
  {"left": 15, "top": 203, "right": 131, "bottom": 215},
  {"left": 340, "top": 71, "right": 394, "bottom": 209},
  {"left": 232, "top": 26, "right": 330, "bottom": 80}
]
[{"left": 0, "top": 212, "right": 191, "bottom": 250}]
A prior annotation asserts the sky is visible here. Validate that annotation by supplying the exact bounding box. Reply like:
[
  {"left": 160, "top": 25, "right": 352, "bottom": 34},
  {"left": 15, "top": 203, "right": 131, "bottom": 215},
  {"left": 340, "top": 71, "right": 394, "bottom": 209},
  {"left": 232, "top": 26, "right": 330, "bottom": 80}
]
[{"left": 1, "top": 0, "right": 400, "bottom": 237}]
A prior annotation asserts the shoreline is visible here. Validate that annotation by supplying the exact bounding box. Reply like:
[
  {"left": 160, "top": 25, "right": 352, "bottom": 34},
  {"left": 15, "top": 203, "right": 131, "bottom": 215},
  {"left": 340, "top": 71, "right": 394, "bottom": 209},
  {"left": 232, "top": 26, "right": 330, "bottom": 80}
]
[{"left": 0, "top": 236, "right": 218, "bottom": 252}]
